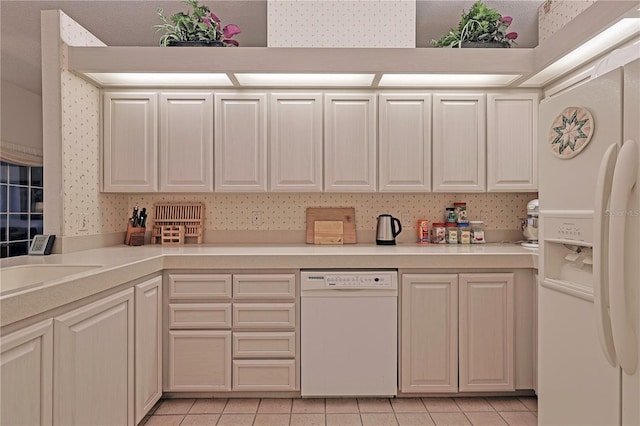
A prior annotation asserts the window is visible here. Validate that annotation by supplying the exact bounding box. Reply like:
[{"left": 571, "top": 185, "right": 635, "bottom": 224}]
[{"left": 0, "top": 161, "right": 44, "bottom": 257}]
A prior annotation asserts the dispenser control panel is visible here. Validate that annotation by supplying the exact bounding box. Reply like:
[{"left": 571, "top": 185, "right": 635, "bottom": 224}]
[{"left": 544, "top": 214, "right": 593, "bottom": 245}]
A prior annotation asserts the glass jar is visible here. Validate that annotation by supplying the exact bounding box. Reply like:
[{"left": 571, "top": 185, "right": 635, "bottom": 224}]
[
  {"left": 445, "top": 223, "right": 458, "bottom": 244},
  {"left": 458, "top": 222, "right": 471, "bottom": 244},
  {"left": 470, "top": 221, "right": 485, "bottom": 244},
  {"left": 445, "top": 207, "right": 457, "bottom": 223},
  {"left": 454, "top": 202, "right": 468, "bottom": 223},
  {"left": 431, "top": 222, "right": 447, "bottom": 244}
]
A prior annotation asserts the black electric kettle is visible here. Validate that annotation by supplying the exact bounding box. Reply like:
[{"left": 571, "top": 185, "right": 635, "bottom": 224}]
[{"left": 376, "top": 214, "right": 402, "bottom": 245}]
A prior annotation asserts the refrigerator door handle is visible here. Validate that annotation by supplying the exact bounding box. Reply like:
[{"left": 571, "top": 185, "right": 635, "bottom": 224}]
[
  {"left": 594, "top": 143, "right": 619, "bottom": 367},
  {"left": 609, "top": 139, "right": 639, "bottom": 375}
]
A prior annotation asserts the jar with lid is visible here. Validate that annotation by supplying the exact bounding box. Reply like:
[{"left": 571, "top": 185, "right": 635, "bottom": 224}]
[
  {"left": 445, "top": 223, "right": 458, "bottom": 244},
  {"left": 454, "top": 202, "right": 468, "bottom": 223},
  {"left": 458, "top": 222, "right": 471, "bottom": 244},
  {"left": 431, "top": 223, "right": 447, "bottom": 244},
  {"left": 445, "top": 207, "right": 457, "bottom": 223},
  {"left": 470, "top": 221, "right": 485, "bottom": 244}
]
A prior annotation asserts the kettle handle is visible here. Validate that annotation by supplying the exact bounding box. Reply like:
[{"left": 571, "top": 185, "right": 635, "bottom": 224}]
[{"left": 392, "top": 217, "right": 402, "bottom": 237}]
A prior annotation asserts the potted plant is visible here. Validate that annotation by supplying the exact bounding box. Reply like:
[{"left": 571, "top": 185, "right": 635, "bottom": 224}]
[
  {"left": 431, "top": 1, "right": 518, "bottom": 48},
  {"left": 155, "top": 0, "right": 241, "bottom": 47}
]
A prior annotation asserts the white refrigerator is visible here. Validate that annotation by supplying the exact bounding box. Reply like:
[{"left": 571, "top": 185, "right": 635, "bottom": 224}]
[{"left": 538, "top": 55, "right": 640, "bottom": 425}]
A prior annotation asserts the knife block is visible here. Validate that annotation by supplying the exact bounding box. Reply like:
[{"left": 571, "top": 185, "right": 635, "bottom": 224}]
[{"left": 125, "top": 222, "right": 146, "bottom": 246}]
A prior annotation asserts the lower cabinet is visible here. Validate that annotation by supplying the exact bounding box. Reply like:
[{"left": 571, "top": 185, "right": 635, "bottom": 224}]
[
  {"left": 0, "top": 319, "right": 53, "bottom": 426},
  {"left": 401, "top": 272, "right": 516, "bottom": 393},
  {"left": 53, "top": 288, "right": 134, "bottom": 426}
]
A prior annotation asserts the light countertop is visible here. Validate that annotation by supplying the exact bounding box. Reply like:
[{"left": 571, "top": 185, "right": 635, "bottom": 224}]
[{"left": 1, "top": 243, "right": 537, "bottom": 327}]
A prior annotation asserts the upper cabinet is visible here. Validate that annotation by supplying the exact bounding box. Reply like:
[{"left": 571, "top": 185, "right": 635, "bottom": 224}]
[
  {"left": 324, "top": 94, "right": 377, "bottom": 192},
  {"left": 487, "top": 93, "right": 539, "bottom": 192},
  {"left": 160, "top": 92, "right": 214, "bottom": 192},
  {"left": 103, "top": 92, "right": 158, "bottom": 192},
  {"left": 269, "top": 93, "right": 323, "bottom": 192},
  {"left": 215, "top": 93, "right": 268, "bottom": 192},
  {"left": 432, "top": 93, "right": 486, "bottom": 192},
  {"left": 378, "top": 94, "right": 432, "bottom": 192}
]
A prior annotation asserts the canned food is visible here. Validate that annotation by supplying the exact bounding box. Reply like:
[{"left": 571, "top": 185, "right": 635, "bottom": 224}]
[{"left": 417, "top": 220, "right": 430, "bottom": 244}]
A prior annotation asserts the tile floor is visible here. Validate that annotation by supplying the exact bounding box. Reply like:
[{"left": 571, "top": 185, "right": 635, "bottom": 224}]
[{"left": 140, "top": 396, "right": 537, "bottom": 426}]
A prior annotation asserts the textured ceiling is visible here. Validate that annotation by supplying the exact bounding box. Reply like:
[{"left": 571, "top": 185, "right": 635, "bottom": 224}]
[{"left": 0, "top": 1, "right": 543, "bottom": 95}]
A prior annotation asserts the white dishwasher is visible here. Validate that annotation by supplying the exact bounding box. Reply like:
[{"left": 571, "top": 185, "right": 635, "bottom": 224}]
[{"left": 300, "top": 270, "right": 398, "bottom": 397}]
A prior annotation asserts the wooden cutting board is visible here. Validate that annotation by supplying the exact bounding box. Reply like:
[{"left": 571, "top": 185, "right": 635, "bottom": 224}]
[
  {"left": 314, "top": 221, "right": 344, "bottom": 245},
  {"left": 306, "top": 207, "right": 356, "bottom": 244}
]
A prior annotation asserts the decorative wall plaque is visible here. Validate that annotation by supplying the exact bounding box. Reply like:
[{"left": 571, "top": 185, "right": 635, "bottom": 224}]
[{"left": 549, "top": 106, "right": 594, "bottom": 159}]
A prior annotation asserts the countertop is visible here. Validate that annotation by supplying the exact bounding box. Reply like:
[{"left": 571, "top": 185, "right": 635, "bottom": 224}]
[{"left": 1, "top": 243, "right": 537, "bottom": 327}]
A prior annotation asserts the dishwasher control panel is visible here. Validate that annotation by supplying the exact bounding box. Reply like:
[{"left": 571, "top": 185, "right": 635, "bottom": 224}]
[
  {"left": 325, "top": 274, "right": 393, "bottom": 288},
  {"left": 301, "top": 271, "right": 398, "bottom": 291}
]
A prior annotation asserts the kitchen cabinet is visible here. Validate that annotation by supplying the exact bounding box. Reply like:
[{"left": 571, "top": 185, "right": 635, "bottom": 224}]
[
  {"left": 487, "top": 93, "right": 539, "bottom": 192},
  {"left": 432, "top": 93, "right": 486, "bottom": 192},
  {"left": 270, "top": 93, "right": 323, "bottom": 192},
  {"left": 103, "top": 92, "right": 158, "bottom": 192},
  {"left": 54, "top": 288, "right": 134, "bottom": 426},
  {"left": 401, "top": 272, "right": 521, "bottom": 394},
  {"left": 324, "top": 93, "right": 377, "bottom": 192},
  {"left": 0, "top": 320, "right": 53, "bottom": 426},
  {"left": 459, "top": 273, "right": 515, "bottom": 392},
  {"left": 400, "top": 274, "right": 458, "bottom": 393},
  {"left": 135, "top": 276, "right": 162, "bottom": 424},
  {"left": 159, "top": 92, "right": 214, "bottom": 192},
  {"left": 378, "top": 94, "right": 432, "bottom": 192},
  {"left": 214, "top": 93, "right": 268, "bottom": 192}
]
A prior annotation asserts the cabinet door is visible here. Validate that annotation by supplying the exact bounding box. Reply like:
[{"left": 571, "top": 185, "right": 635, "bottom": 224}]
[
  {"left": 1, "top": 320, "right": 53, "bottom": 426},
  {"left": 103, "top": 92, "right": 158, "bottom": 192},
  {"left": 459, "top": 273, "right": 515, "bottom": 392},
  {"left": 432, "top": 94, "right": 486, "bottom": 192},
  {"left": 324, "top": 93, "right": 376, "bottom": 192},
  {"left": 160, "top": 92, "right": 214, "bottom": 191},
  {"left": 54, "top": 288, "right": 134, "bottom": 426},
  {"left": 135, "top": 277, "right": 162, "bottom": 425},
  {"left": 166, "top": 330, "right": 231, "bottom": 391},
  {"left": 215, "top": 93, "right": 267, "bottom": 192},
  {"left": 487, "top": 93, "right": 539, "bottom": 192},
  {"left": 270, "top": 93, "right": 323, "bottom": 192},
  {"left": 379, "top": 94, "right": 432, "bottom": 192},
  {"left": 400, "top": 274, "right": 458, "bottom": 393}
]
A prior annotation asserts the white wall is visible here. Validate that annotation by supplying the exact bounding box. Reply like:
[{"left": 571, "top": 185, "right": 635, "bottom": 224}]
[{"left": 1, "top": 80, "right": 43, "bottom": 152}]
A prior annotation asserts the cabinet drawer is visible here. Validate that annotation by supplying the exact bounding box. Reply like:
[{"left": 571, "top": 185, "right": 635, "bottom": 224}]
[
  {"left": 232, "top": 359, "right": 296, "bottom": 391},
  {"left": 169, "top": 303, "right": 232, "bottom": 329},
  {"left": 233, "top": 332, "right": 296, "bottom": 358},
  {"left": 168, "top": 274, "right": 232, "bottom": 300},
  {"left": 233, "top": 304, "right": 296, "bottom": 329},
  {"left": 233, "top": 274, "right": 296, "bottom": 299}
]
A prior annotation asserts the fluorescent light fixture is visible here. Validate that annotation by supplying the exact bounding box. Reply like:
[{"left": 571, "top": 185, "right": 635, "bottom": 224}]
[
  {"left": 378, "top": 74, "right": 521, "bottom": 87},
  {"left": 235, "top": 73, "right": 375, "bottom": 87},
  {"left": 84, "top": 72, "right": 233, "bottom": 87},
  {"left": 522, "top": 18, "right": 640, "bottom": 86}
]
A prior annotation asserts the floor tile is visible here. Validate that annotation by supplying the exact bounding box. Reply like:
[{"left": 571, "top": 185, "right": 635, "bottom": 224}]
[
  {"left": 180, "top": 414, "right": 221, "bottom": 425},
  {"left": 327, "top": 413, "right": 363, "bottom": 426},
  {"left": 358, "top": 398, "right": 394, "bottom": 413},
  {"left": 290, "top": 413, "right": 325, "bottom": 426},
  {"left": 517, "top": 397, "right": 538, "bottom": 412},
  {"left": 216, "top": 414, "right": 256, "bottom": 426},
  {"left": 292, "top": 398, "right": 325, "bottom": 414},
  {"left": 144, "top": 415, "right": 185, "bottom": 426},
  {"left": 326, "top": 398, "right": 360, "bottom": 413},
  {"left": 422, "top": 398, "right": 462, "bottom": 413},
  {"left": 154, "top": 399, "right": 195, "bottom": 415},
  {"left": 453, "top": 398, "right": 494, "bottom": 413},
  {"left": 361, "top": 413, "right": 399, "bottom": 426},
  {"left": 465, "top": 412, "right": 508, "bottom": 426},
  {"left": 396, "top": 412, "right": 436, "bottom": 426},
  {"left": 253, "top": 413, "right": 291, "bottom": 426},
  {"left": 189, "top": 398, "right": 228, "bottom": 414},
  {"left": 223, "top": 398, "right": 260, "bottom": 414},
  {"left": 487, "top": 398, "right": 528, "bottom": 412},
  {"left": 258, "top": 398, "right": 293, "bottom": 414},
  {"left": 499, "top": 411, "right": 538, "bottom": 426},
  {"left": 391, "top": 398, "right": 427, "bottom": 413},
  {"left": 148, "top": 400, "right": 163, "bottom": 415},
  {"left": 430, "top": 412, "right": 471, "bottom": 426}
]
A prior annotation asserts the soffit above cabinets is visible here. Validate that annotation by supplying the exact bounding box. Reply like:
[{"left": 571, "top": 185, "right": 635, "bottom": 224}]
[{"left": 67, "top": 1, "right": 640, "bottom": 90}]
